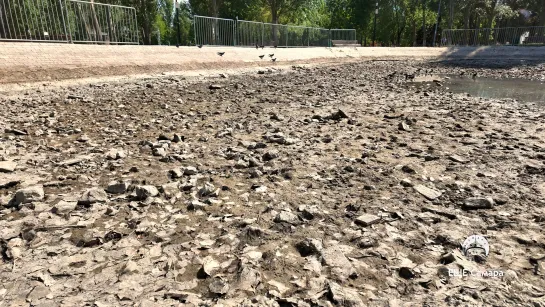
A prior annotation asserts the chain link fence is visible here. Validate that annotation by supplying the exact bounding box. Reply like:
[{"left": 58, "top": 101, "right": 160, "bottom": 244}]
[
  {"left": 443, "top": 26, "right": 545, "bottom": 46},
  {"left": 194, "top": 15, "right": 356, "bottom": 48},
  {"left": 0, "top": 0, "right": 138, "bottom": 44}
]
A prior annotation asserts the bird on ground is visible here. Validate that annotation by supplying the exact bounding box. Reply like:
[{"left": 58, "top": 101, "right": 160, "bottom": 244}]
[
  {"left": 255, "top": 43, "right": 259, "bottom": 49},
  {"left": 386, "top": 71, "right": 397, "bottom": 79},
  {"left": 217, "top": 52, "right": 225, "bottom": 56},
  {"left": 197, "top": 44, "right": 203, "bottom": 48},
  {"left": 472, "top": 72, "right": 478, "bottom": 80},
  {"left": 271, "top": 58, "right": 277, "bottom": 62},
  {"left": 260, "top": 45, "right": 265, "bottom": 49},
  {"left": 269, "top": 54, "right": 274, "bottom": 57},
  {"left": 259, "top": 55, "right": 265, "bottom": 59},
  {"left": 460, "top": 71, "right": 466, "bottom": 76},
  {"left": 273, "top": 45, "right": 278, "bottom": 49}
]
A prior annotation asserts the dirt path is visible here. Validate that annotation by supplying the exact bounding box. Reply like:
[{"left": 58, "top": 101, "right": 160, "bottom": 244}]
[{"left": 0, "top": 60, "right": 544, "bottom": 306}]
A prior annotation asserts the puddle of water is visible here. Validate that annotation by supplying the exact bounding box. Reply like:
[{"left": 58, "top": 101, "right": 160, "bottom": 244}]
[{"left": 417, "top": 75, "right": 545, "bottom": 105}]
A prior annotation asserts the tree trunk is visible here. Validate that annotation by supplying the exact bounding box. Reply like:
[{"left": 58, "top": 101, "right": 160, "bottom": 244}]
[
  {"left": 541, "top": 0, "right": 545, "bottom": 26},
  {"left": 0, "top": 3, "right": 8, "bottom": 38},
  {"left": 271, "top": 5, "right": 278, "bottom": 46},
  {"left": 422, "top": 0, "right": 426, "bottom": 46},
  {"left": 90, "top": 0, "right": 102, "bottom": 42}
]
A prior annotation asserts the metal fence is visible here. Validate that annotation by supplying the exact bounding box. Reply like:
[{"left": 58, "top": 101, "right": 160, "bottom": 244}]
[
  {"left": 194, "top": 15, "right": 235, "bottom": 46},
  {"left": 443, "top": 26, "right": 545, "bottom": 46},
  {"left": 0, "top": 0, "right": 138, "bottom": 44},
  {"left": 194, "top": 15, "right": 356, "bottom": 48},
  {"left": 330, "top": 29, "right": 357, "bottom": 41}
]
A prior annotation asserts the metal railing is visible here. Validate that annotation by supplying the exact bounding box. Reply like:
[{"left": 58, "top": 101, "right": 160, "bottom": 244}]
[
  {"left": 330, "top": 29, "right": 357, "bottom": 41},
  {"left": 194, "top": 15, "right": 235, "bottom": 46},
  {"left": 195, "top": 15, "right": 355, "bottom": 48},
  {"left": 0, "top": 0, "right": 138, "bottom": 44},
  {"left": 65, "top": 0, "right": 138, "bottom": 44},
  {"left": 443, "top": 26, "right": 545, "bottom": 46}
]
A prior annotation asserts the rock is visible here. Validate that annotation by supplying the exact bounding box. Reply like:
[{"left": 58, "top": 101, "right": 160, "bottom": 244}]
[
  {"left": 78, "top": 187, "right": 108, "bottom": 205},
  {"left": 11, "top": 185, "right": 44, "bottom": 206},
  {"left": 400, "top": 178, "right": 413, "bottom": 187},
  {"left": 105, "top": 148, "right": 126, "bottom": 160},
  {"left": 135, "top": 185, "right": 159, "bottom": 200},
  {"left": 52, "top": 200, "right": 77, "bottom": 214},
  {"left": 296, "top": 238, "right": 323, "bottom": 257},
  {"left": 398, "top": 121, "right": 411, "bottom": 131},
  {"left": 274, "top": 210, "right": 299, "bottom": 224},
  {"left": 321, "top": 246, "right": 357, "bottom": 280},
  {"left": 162, "top": 182, "right": 180, "bottom": 199},
  {"left": 209, "top": 278, "right": 229, "bottom": 295},
  {"left": 198, "top": 183, "right": 219, "bottom": 197},
  {"left": 262, "top": 150, "right": 279, "bottom": 161},
  {"left": 462, "top": 197, "right": 494, "bottom": 210},
  {"left": 413, "top": 184, "right": 442, "bottom": 200},
  {"left": 0, "top": 161, "right": 17, "bottom": 173},
  {"left": 209, "top": 84, "right": 223, "bottom": 90},
  {"left": 183, "top": 166, "right": 198, "bottom": 175},
  {"left": 327, "top": 281, "right": 364, "bottom": 306},
  {"left": 77, "top": 134, "right": 89, "bottom": 142},
  {"left": 200, "top": 256, "right": 220, "bottom": 277},
  {"left": 236, "top": 265, "right": 261, "bottom": 292},
  {"left": 301, "top": 205, "right": 322, "bottom": 220},
  {"left": 106, "top": 181, "right": 130, "bottom": 194},
  {"left": 401, "top": 164, "right": 419, "bottom": 174},
  {"left": 168, "top": 168, "right": 183, "bottom": 178},
  {"left": 355, "top": 214, "right": 381, "bottom": 227},
  {"left": 172, "top": 134, "right": 183, "bottom": 143},
  {"left": 153, "top": 147, "right": 167, "bottom": 157},
  {"left": 188, "top": 200, "right": 207, "bottom": 211},
  {"left": 399, "top": 267, "right": 416, "bottom": 279},
  {"left": 449, "top": 155, "right": 468, "bottom": 163},
  {"left": 327, "top": 109, "right": 350, "bottom": 121},
  {"left": 121, "top": 260, "right": 139, "bottom": 275}
]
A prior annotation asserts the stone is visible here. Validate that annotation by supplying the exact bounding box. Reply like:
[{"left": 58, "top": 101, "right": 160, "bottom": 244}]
[
  {"left": 162, "top": 182, "right": 180, "bottom": 199},
  {"left": 449, "top": 155, "right": 468, "bottom": 163},
  {"left": 321, "top": 246, "right": 357, "bottom": 280},
  {"left": 209, "top": 278, "right": 229, "bottom": 295},
  {"left": 209, "top": 84, "right": 223, "bottom": 90},
  {"left": 168, "top": 168, "right": 183, "bottom": 178},
  {"left": 236, "top": 265, "right": 261, "bottom": 292},
  {"left": 201, "top": 256, "right": 220, "bottom": 277},
  {"left": 327, "top": 281, "right": 364, "bottom": 306},
  {"left": 153, "top": 147, "right": 167, "bottom": 157},
  {"left": 121, "top": 260, "right": 139, "bottom": 275},
  {"left": 398, "top": 121, "right": 412, "bottom": 131},
  {"left": 0, "top": 161, "right": 17, "bottom": 173},
  {"left": 78, "top": 187, "right": 108, "bottom": 205},
  {"left": 274, "top": 211, "right": 299, "bottom": 224},
  {"left": 106, "top": 181, "right": 130, "bottom": 194},
  {"left": 263, "top": 150, "right": 279, "bottom": 161},
  {"left": 183, "top": 166, "right": 198, "bottom": 175},
  {"left": 188, "top": 200, "right": 207, "bottom": 211},
  {"left": 135, "top": 185, "right": 159, "bottom": 200},
  {"left": 296, "top": 238, "right": 323, "bottom": 257},
  {"left": 399, "top": 267, "right": 416, "bottom": 279},
  {"left": 105, "top": 148, "right": 126, "bottom": 160},
  {"left": 462, "top": 197, "right": 494, "bottom": 210},
  {"left": 414, "top": 184, "right": 442, "bottom": 200},
  {"left": 11, "top": 185, "right": 44, "bottom": 206},
  {"left": 355, "top": 214, "right": 381, "bottom": 227},
  {"left": 52, "top": 200, "right": 77, "bottom": 214}
]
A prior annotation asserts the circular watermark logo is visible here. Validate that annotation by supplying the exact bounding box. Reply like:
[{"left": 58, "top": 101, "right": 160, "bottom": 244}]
[{"left": 461, "top": 234, "right": 489, "bottom": 259}]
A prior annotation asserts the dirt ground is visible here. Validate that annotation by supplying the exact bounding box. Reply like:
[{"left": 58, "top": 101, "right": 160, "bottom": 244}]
[{"left": 1, "top": 59, "right": 545, "bottom": 306}]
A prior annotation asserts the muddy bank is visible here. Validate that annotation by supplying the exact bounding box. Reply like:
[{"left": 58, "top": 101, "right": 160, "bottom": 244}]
[{"left": 0, "top": 60, "right": 544, "bottom": 306}]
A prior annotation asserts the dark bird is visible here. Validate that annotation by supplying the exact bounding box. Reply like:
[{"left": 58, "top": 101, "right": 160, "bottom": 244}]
[
  {"left": 259, "top": 55, "right": 265, "bottom": 59},
  {"left": 472, "top": 72, "right": 478, "bottom": 80},
  {"left": 271, "top": 58, "right": 277, "bottom": 62},
  {"left": 386, "top": 71, "right": 397, "bottom": 79},
  {"left": 269, "top": 54, "right": 274, "bottom": 57},
  {"left": 273, "top": 45, "right": 278, "bottom": 49},
  {"left": 217, "top": 52, "right": 225, "bottom": 57},
  {"left": 460, "top": 71, "right": 465, "bottom": 76},
  {"left": 255, "top": 43, "right": 259, "bottom": 49},
  {"left": 260, "top": 45, "right": 265, "bottom": 49},
  {"left": 197, "top": 44, "right": 203, "bottom": 48}
]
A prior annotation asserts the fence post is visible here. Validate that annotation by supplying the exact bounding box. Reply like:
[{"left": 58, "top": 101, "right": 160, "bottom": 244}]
[
  {"left": 193, "top": 16, "right": 196, "bottom": 46},
  {"left": 234, "top": 17, "right": 238, "bottom": 46},
  {"left": 261, "top": 22, "right": 264, "bottom": 46},
  {"left": 59, "top": 0, "right": 70, "bottom": 43},
  {"left": 106, "top": 6, "right": 113, "bottom": 44}
]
